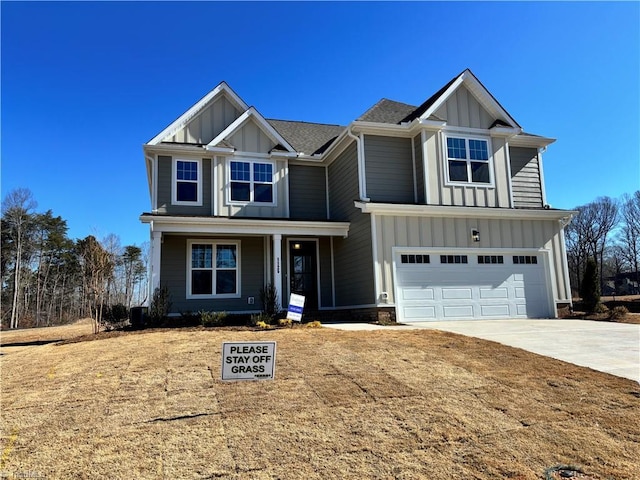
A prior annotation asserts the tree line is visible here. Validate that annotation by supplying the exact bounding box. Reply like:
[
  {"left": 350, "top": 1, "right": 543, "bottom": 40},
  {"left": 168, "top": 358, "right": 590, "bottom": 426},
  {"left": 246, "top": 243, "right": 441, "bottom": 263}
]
[
  {"left": 565, "top": 191, "right": 640, "bottom": 297},
  {"left": 1, "top": 188, "right": 148, "bottom": 330}
]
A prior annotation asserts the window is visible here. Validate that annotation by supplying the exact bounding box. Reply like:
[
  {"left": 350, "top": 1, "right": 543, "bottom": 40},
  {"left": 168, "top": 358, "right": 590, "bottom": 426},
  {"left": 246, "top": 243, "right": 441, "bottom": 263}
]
[
  {"left": 401, "top": 254, "right": 430, "bottom": 264},
  {"left": 513, "top": 255, "right": 538, "bottom": 265},
  {"left": 188, "top": 241, "right": 239, "bottom": 298},
  {"left": 173, "top": 159, "right": 202, "bottom": 205},
  {"left": 440, "top": 255, "right": 468, "bottom": 264},
  {"left": 478, "top": 255, "right": 504, "bottom": 264},
  {"left": 445, "top": 136, "right": 491, "bottom": 184},
  {"left": 229, "top": 160, "right": 274, "bottom": 204}
]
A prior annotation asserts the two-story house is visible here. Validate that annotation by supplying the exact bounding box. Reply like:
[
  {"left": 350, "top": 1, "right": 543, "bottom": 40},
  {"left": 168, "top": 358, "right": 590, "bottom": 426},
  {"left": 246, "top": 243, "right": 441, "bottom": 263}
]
[{"left": 141, "top": 69, "right": 574, "bottom": 322}]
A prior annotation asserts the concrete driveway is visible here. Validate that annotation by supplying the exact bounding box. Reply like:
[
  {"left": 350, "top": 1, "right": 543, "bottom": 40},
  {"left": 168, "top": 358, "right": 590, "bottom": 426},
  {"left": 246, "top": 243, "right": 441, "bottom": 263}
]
[{"left": 325, "top": 319, "right": 640, "bottom": 382}]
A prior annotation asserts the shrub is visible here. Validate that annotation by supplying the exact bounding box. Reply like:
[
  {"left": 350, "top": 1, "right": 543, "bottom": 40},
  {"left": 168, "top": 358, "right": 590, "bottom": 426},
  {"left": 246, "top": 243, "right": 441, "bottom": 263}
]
[
  {"left": 249, "top": 312, "right": 272, "bottom": 327},
  {"left": 259, "top": 284, "right": 280, "bottom": 321},
  {"left": 609, "top": 305, "right": 629, "bottom": 321},
  {"left": 278, "top": 318, "right": 293, "bottom": 328},
  {"left": 305, "top": 320, "right": 322, "bottom": 328},
  {"left": 102, "top": 304, "right": 129, "bottom": 331},
  {"left": 148, "top": 286, "right": 172, "bottom": 327},
  {"left": 593, "top": 303, "right": 609, "bottom": 314},
  {"left": 200, "top": 310, "right": 228, "bottom": 327},
  {"left": 255, "top": 320, "right": 271, "bottom": 330},
  {"left": 580, "top": 258, "right": 600, "bottom": 313}
]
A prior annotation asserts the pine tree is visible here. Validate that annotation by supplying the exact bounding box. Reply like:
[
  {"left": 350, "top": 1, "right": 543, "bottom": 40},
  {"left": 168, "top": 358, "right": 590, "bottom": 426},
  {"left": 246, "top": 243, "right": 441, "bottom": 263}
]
[{"left": 580, "top": 257, "right": 600, "bottom": 313}]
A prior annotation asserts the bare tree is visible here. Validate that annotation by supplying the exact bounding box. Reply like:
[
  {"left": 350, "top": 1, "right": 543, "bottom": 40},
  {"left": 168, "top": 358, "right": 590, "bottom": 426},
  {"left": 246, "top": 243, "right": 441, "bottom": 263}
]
[
  {"left": 565, "top": 196, "right": 619, "bottom": 295},
  {"left": 78, "top": 236, "right": 114, "bottom": 334},
  {"left": 2, "top": 188, "right": 37, "bottom": 329}
]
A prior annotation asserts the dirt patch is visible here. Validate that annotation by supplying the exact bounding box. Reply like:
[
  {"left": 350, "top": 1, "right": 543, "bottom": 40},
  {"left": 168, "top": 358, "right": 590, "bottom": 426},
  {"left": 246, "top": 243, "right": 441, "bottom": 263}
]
[{"left": 1, "top": 324, "right": 639, "bottom": 479}]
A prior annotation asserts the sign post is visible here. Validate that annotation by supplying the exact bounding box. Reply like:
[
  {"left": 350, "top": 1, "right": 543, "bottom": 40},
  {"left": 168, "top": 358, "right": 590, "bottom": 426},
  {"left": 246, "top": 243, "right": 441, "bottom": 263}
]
[
  {"left": 221, "top": 342, "right": 276, "bottom": 381},
  {"left": 286, "top": 293, "right": 306, "bottom": 322}
]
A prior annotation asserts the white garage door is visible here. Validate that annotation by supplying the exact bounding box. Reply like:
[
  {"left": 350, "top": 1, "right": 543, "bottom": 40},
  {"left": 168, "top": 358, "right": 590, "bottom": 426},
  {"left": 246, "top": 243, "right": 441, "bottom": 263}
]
[{"left": 395, "top": 251, "right": 552, "bottom": 321}]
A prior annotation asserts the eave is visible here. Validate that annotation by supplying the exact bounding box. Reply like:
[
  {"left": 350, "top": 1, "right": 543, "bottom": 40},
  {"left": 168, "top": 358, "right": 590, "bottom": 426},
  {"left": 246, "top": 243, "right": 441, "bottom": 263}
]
[
  {"left": 140, "top": 214, "right": 350, "bottom": 237},
  {"left": 354, "top": 201, "right": 575, "bottom": 222}
]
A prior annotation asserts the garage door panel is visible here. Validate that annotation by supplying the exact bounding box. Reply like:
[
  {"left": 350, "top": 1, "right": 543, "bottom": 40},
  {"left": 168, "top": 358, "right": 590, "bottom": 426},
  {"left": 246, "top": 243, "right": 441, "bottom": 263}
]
[
  {"left": 402, "top": 288, "right": 435, "bottom": 301},
  {"left": 480, "top": 305, "right": 511, "bottom": 317},
  {"left": 441, "top": 288, "right": 473, "bottom": 299},
  {"left": 443, "top": 305, "right": 474, "bottom": 318},
  {"left": 479, "top": 287, "right": 509, "bottom": 299},
  {"left": 404, "top": 306, "right": 437, "bottom": 319}
]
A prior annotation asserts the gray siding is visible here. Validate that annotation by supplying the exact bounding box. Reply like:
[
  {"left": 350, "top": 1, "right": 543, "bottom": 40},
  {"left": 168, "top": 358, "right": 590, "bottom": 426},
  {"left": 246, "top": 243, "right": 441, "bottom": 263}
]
[
  {"left": 166, "top": 95, "right": 241, "bottom": 144},
  {"left": 434, "top": 84, "right": 495, "bottom": 129},
  {"left": 510, "top": 147, "right": 543, "bottom": 208},
  {"left": 161, "top": 235, "right": 264, "bottom": 313},
  {"left": 328, "top": 143, "right": 375, "bottom": 306},
  {"left": 157, "top": 155, "right": 213, "bottom": 215},
  {"left": 288, "top": 164, "right": 327, "bottom": 220},
  {"left": 422, "top": 132, "right": 510, "bottom": 208},
  {"left": 228, "top": 119, "right": 276, "bottom": 153},
  {"left": 364, "top": 135, "right": 415, "bottom": 203},
  {"left": 414, "top": 134, "right": 425, "bottom": 204},
  {"left": 215, "top": 157, "right": 289, "bottom": 218},
  {"left": 318, "top": 237, "right": 333, "bottom": 308}
]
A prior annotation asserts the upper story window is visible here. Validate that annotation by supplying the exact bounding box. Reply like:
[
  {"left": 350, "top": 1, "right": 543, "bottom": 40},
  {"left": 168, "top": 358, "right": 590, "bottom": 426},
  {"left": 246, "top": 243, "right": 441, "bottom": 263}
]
[
  {"left": 173, "top": 159, "right": 202, "bottom": 205},
  {"left": 445, "top": 136, "right": 492, "bottom": 185},
  {"left": 229, "top": 160, "right": 275, "bottom": 204}
]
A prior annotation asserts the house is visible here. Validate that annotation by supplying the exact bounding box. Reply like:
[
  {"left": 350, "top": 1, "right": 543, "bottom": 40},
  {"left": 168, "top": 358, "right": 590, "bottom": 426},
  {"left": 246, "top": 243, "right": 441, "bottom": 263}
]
[
  {"left": 603, "top": 272, "right": 640, "bottom": 296},
  {"left": 140, "top": 69, "right": 574, "bottom": 322}
]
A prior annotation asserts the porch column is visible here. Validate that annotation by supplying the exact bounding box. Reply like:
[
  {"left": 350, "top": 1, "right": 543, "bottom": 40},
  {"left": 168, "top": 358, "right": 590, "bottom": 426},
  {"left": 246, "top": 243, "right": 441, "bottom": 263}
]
[
  {"left": 272, "top": 234, "right": 283, "bottom": 311},
  {"left": 150, "top": 230, "right": 162, "bottom": 299}
]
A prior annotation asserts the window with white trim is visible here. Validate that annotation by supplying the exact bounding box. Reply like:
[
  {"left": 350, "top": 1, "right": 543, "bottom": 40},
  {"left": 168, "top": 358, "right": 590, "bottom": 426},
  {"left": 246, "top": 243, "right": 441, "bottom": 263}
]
[
  {"left": 173, "top": 159, "right": 202, "bottom": 205},
  {"left": 187, "top": 241, "right": 240, "bottom": 298},
  {"left": 445, "top": 136, "right": 491, "bottom": 185},
  {"left": 229, "top": 160, "right": 274, "bottom": 204}
]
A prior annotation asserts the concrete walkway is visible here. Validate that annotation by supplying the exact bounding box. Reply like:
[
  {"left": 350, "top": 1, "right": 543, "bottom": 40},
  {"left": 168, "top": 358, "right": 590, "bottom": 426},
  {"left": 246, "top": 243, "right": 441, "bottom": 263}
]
[{"left": 324, "top": 319, "right": 640, "bottom": 382}]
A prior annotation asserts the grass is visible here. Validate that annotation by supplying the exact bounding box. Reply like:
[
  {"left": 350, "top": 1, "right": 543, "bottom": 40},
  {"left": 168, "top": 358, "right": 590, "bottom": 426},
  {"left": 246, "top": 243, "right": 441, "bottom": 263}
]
[{"left": 1, "top": 321, "right": 639, "bottom": 479}]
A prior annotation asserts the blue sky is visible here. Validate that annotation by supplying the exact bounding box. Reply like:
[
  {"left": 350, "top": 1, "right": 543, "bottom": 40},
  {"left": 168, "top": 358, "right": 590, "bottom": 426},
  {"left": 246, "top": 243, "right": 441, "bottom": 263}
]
[{"left": 2, "top": 1, "right": 639, "bottom": 247}]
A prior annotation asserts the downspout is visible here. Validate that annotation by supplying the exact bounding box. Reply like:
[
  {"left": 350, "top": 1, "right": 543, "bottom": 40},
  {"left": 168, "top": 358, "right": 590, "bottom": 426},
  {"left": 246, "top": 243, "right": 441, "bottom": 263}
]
[{"left": 346, "top": 127, "right": 370, "bottom": 201}]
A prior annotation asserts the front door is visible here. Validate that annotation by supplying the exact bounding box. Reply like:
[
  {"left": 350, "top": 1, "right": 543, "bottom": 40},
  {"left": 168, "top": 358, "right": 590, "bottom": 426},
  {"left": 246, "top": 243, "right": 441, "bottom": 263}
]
[{"left": 289, "top": 241, "right": 318, "bottom": 310}]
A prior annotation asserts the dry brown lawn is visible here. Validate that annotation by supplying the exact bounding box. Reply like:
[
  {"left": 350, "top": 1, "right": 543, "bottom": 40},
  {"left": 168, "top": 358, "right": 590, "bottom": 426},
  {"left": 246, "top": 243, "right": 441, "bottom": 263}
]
[{"left": 1, "top": 322, "right": 639, "bottom": 479}]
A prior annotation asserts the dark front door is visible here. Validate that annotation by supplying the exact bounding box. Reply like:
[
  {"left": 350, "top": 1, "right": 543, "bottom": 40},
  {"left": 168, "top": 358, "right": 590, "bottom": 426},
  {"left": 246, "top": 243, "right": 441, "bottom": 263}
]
[{"left": 289, "top": 241, "right": 318, "bottom": 310}]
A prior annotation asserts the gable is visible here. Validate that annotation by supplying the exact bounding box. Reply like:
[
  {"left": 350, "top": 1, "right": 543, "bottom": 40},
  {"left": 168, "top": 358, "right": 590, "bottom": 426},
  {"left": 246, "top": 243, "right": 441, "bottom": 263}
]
[
  {"left": 228, "top": 117, "right": 277, "bottom": 153},
  {"left": 164, "top": 95, "right": 242, "bottom": 144},
  {"left": 434, "top": 84, "right": 499, "bottom": 129}
]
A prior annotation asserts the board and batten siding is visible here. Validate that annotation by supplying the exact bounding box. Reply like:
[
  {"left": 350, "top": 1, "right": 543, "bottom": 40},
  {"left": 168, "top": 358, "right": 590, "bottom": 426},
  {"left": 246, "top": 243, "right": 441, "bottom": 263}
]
[
  {"left": 156, "top": 155, "right": 213, "bottom": 215},
  {"left": 215, "top": 157, "right": 288, "bottom": 218},
  {"left": 364, "top": 135, "right": 414, "bottom": 203},
  {"left": 433, "top": 84, "right": 495, "bottom": 130},
  {"left": 371, "top": 215, "right": 570, "bottom": 306},
  {"left": 165, "top": 95, "right": 241, "bottom": 144},
  {"left": 413, "top": 134, "right": 425, "bottom": 204},
  {"left": 288, "top": 164, "right": 327, "bottom": 220},
  {"left": 161, "top": 235, "right": 264, "bottom": 313},
  {"left": 228, "top": 119, "right": 277, "bottom": 153},
  {"left": 328, "top": 143, "right": 375, "bottom": 306},
  {"left": 422, "top": 132, "right": 510, "bottom": 208},
  {"left": 510, "top": 147, "right": 543, "bottom": 208}
]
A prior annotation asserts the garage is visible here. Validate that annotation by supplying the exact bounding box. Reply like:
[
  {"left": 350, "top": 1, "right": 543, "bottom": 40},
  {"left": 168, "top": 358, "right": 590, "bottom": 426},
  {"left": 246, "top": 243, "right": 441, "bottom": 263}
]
[{"left": 395, "top": 250, "right": 553, "bottom": 321}]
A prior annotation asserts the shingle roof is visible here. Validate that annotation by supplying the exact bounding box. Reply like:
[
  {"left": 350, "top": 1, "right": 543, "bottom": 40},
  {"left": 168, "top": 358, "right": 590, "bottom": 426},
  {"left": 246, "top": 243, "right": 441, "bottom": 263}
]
[
  {"left": 357, "top": 99, "right": 418, "bottom": 124},
  {"left": 267, "top": 119, "right": 345, "bottom": 155}
]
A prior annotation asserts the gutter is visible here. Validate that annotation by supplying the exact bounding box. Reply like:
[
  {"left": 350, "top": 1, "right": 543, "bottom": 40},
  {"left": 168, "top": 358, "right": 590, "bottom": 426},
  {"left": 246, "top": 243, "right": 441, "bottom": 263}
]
[{"left": 346, "top": 127, "right": 370, "bottom": 201}]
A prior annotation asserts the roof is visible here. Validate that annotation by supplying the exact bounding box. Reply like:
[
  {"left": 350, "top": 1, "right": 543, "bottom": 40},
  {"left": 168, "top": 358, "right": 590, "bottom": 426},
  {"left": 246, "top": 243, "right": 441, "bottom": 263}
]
[
  {"left": 267, "top": 119, "right": 345, "bottom": 155},
  {"left": 357, "top": 99, "right": 417, "bottom": 124}
]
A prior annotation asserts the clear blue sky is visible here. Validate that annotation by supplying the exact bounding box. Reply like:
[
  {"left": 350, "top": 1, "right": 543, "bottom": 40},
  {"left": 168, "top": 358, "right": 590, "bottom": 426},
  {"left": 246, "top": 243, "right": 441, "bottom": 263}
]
[{"left": 2, "top": 1, "right": 639, "bottom": 247}]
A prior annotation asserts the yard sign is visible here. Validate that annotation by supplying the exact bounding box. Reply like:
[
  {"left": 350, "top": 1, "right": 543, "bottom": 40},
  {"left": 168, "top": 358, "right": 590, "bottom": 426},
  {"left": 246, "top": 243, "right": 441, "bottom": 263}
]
[
  {"left": 287, "top": 293, "right": 306, "bottom": 322},
  {"left": 221, "top": 342, "right": 276, "bottom": 381}
]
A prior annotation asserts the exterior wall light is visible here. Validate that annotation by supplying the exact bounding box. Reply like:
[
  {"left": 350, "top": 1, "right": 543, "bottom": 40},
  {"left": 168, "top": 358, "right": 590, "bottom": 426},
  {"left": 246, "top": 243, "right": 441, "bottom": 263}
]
[{"left": 471, "top": 229, "right": 480, "bottom": 242}]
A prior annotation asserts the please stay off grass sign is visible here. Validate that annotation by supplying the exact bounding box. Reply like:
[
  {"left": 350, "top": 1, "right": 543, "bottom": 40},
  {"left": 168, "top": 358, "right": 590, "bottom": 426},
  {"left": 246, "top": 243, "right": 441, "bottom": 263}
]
[{"left": 221, "top": 342, "right": 277, "bottom": 381}]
